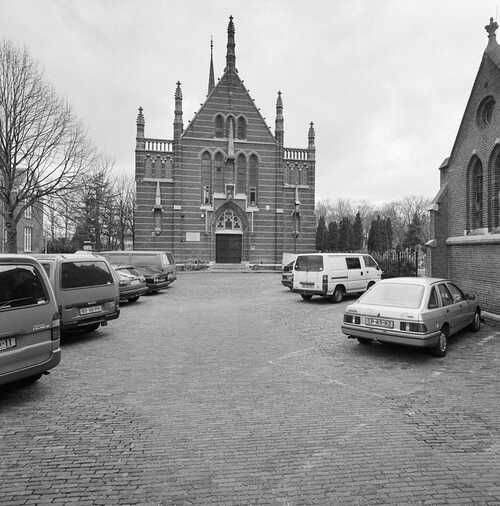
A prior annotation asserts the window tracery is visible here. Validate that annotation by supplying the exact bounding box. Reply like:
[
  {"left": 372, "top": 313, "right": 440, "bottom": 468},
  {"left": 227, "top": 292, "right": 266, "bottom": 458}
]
[{"left": 216, "top": 209, "right": 242, "bottom": 231}]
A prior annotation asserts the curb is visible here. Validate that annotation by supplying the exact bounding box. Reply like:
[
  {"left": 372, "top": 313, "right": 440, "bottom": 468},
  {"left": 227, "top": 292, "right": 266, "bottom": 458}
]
[{"left": 483, "top": 310, "right": 500, "bottom": 327}]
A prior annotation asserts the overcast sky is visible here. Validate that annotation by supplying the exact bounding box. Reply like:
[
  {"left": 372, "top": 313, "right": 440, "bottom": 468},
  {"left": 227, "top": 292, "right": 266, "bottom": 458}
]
[{"left": 0, "top": 0, "right": 496, "bottom": 204}]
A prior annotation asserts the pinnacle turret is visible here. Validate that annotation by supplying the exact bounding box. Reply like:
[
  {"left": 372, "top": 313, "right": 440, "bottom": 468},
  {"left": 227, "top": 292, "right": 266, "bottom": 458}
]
[
  {"left": 136, "top": 106, "right": 145, "bottom": 149},
  {"left": 308, "top": 122, "right": 315, "bottom": 161},
  {"left": 208, "top": 38, "right": 215, "bottom": 94},
  {"left": 174, "top": 81, "right": 183, "bottom": 140},
  {"left": 225, "top": 15, "right": 236, "bottom": 73},
  {"left": 275, "top": 91, "right": 284, "bottom": 146}
]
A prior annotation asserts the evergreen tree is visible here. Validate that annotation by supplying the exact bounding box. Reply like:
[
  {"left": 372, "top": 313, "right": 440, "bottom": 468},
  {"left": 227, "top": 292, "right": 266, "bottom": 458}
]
[
  {"left": 327, "top": 221, "right": 338, "bottom": 252},
  {"left": 384, "top": 217, "right": 393, "bottom": 251},
  {"left": 367, "top": 219, "right": 377, "bottom": 252},
  {"left": 351, "top": 211, "right": 363, "bottom": 251},
  {"left": 403, "top": 212, "right": 423, "bottom": 249},
  {"left": 338, "top": 216, "right": 352, "bottom": 251},
  {"left": 315, "top": 215, "right": 327, "bottom": 251}
]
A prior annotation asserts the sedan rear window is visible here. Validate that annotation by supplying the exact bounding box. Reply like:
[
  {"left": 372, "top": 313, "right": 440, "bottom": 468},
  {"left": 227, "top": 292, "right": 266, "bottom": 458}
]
[
  {"left": 61, "top": 261, "right": 114, "bottom": 289},
  {"left": 295, "top": 255, "right": 323, "bottom": 271},
  {"left": 359, "top": 282, "right": 425, "bottom": 309},
  {"left": 0, "top": 264, "right": 49, "bottom": 310}
]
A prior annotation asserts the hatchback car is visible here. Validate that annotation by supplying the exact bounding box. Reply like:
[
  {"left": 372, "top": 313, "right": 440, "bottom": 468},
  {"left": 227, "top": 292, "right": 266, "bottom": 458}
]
[
  {"left": 133, "top": 265, "right": 170, "bottom": 293},
  {"left": 113, "top": 265, "right": 148, "bottom": 303},
  {"left": 0, "top": 255, "right": 61, "bottom": 386},
  {"left": 342, "top": 277, "right": 481, "bottom": 357}
]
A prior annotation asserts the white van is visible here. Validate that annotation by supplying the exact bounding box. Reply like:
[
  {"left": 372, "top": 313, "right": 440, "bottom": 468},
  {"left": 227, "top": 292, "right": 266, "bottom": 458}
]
[{"left": 292, "top": 253, "right": 381, "bottom": 302}]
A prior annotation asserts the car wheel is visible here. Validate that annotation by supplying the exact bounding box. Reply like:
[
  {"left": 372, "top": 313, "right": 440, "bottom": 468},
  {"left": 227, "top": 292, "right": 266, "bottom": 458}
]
[
  {"left": 288, "top": 286, "right": 293, "bottom": 291},
  {"left": 470, "top": 310, "right": 481, "bottom": 332},
  {"left": 301, "top": 294, "right": 312, "bottom": 301},
  {"left": 357, "top": 337, "right": 371, "bottom": 345},
  {"left": 332, "top": 286, "right": 344, "bottom": 303},
  {"left": 128, "top": 296, "right": 140, "bottom": 303},
  {"left": 431, "top": 328, "right": 448, "bottom": 357}
]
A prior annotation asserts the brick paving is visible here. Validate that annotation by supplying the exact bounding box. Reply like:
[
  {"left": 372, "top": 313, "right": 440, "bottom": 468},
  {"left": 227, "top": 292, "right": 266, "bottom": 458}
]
[{"left": 1, "top": 272, "right": 500, "bottom": 505}]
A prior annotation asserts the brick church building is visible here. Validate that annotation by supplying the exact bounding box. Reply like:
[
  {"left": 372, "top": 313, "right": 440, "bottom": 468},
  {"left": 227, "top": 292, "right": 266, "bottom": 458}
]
[
  {"left": 134, "top": 16, "right": 316, "bottom": 265},
  {"left": 428, "top": 17, "right": 500, "bottom": 315}
]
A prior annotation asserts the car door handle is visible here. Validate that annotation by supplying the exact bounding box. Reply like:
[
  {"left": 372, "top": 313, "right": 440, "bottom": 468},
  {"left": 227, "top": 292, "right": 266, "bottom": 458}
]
[{"left": 360, "top": 272, "right": 363, "bottom": 275}]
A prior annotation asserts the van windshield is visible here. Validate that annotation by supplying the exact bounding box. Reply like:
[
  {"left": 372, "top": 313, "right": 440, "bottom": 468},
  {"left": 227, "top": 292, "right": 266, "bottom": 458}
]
[
  {"left": 295, "top": 255, "right": 323, "bottom": 272},
  {"left": 0, "top": 264, "right": 48, "bottom": 309},
  {"left": 61, "top": 261, "right": 114, "bottom": 289}
]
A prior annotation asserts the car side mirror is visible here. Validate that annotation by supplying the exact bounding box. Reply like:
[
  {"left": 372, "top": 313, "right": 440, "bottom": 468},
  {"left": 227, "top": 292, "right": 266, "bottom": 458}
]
[{"left": 465, "top": 293, "right": 476, "bottom": 300}]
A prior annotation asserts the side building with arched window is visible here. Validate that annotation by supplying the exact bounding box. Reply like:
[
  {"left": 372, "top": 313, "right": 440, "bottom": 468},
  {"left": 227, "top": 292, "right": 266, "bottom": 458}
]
[
  {"left": 428, "top": 17, "right": 500, "bottom": 315},
  {"left": 134, "top": 16, "right": 316, "bottom": 266}
]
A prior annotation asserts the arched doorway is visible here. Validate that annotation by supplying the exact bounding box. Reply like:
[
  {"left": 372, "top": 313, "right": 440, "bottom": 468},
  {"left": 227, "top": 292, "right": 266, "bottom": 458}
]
[{"left": 215, "top": 207, "right": 244, "bottom": 263}]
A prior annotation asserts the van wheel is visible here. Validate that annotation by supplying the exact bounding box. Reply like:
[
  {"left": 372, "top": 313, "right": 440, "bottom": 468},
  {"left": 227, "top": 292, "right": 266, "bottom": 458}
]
[
  {"left": 357, "top": 338, "right": 371, "bottom": 345},
  {"left": 332, "top": 286, "right": 344, "bottom": 303},
  {"left": 128, "top": 296, "right": 140, "bottom": 303},
  {"left": 83, "top": 323, "right": 100, "bottom": 333},
  {"left": 470, "top": 310, "right": 481, "bottom": 332},
  {"left": 431, "top": 327, "right": 448, "bottom": 357},
  {"left": 301, "top": 294, "right": 312, "bottom": 301},
  {"left": 18, "top": 374, "right": 42, "bottom": 386}
]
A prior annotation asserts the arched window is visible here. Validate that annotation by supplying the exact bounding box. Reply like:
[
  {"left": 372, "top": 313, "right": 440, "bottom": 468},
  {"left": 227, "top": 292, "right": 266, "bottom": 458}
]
[
  {"left": 249, "top": 154, "right": 258, "bottom": 206},
  {"left": 214, "top": 152, "right": 224, "bottom": 193},
  {"left": 468, "top": 156, "right": 483, "bottom": 230},
  {"left": 215, "top": 115, "right": 224, "bottom": 138},
  {"left": 488, "top": 147, "right": 500, "bottom": 230},
  {"left": 165, "top": 157, "right": 173, "bottom": 179},
  {"left": 237, "top": 116, "right": 247, "bottom": 139},
  {"left": 236, "top": 154, "right": 247, "bottom": 194},
  {"left": 298, "top": 166, "right": 306, "bottom": 186},
  {"left": 216, "top": 209, "right": 242, "bottom": 231},
  {"left": 145, "top": 155, "right": 152, "bottom": 178},
  {"left": 226, "top": 116, "right": 235, "bottom": 138},
  {"left": 201, "top": 152, "right": 212, "bottom": 204}
]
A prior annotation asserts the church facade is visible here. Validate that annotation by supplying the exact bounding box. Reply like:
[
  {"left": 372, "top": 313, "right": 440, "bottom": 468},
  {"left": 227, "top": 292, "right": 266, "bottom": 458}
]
[
  {"left": 428, "top": 18, "right": 500, "bottom": 315},
  {"left": 134, "top": 17, "right": 316, "bottom": 265}
]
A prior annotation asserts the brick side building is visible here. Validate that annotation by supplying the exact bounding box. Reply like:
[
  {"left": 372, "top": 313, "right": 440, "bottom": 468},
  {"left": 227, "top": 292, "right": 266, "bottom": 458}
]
[
  {"left": 428, "top": 18, "right": 500, "bottom": 315},
  {"left": 134, "top": 17, "right": 316, "bottom": 265},
  {"left": 0, "top": 203, "right": 44, "bottom": 254}
]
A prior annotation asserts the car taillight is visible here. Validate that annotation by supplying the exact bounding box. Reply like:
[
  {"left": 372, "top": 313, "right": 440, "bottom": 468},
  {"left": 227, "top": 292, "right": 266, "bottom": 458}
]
[
  {"left": 354, "top": 316, "right": 361, "bottom": 324},
  {"left": 400, "top": 322, "right": 427, "bottom": 333},
  {"left": 51, "top": 312, "right": 60, "bottom": 340},
  {"left": 344, "top": 314, "right": 353, "bottom": 323},
  {"left": 322, "top": 274, "right": 328, "bottom": 293}
]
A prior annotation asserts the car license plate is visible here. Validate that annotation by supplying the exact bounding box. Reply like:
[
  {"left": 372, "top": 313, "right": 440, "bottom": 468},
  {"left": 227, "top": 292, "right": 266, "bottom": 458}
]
[
  {"left": 365, "top": 317, "right": 394, "bottom": 329},
  {"left": 0, "top": 336, "right": 16, "bottom": 352},
  {"left": 80, "top": 305, "right": 102, "bottom": 316}
]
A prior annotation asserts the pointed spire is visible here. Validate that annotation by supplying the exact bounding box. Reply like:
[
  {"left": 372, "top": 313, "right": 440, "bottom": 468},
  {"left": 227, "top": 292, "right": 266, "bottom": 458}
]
[
  {"left": 275, "top": 91, "right": 284, "bottom": 146},
  {"left": 136, "top": 107, "right": 145, "bottom": 149},
  {"left": 174, "top": 81, "right": 183, "bottom": 140},
  {"left": 225, "top": 15, "right": 236, "bottom": 73},
  {"left": 208, "top": 37, "right": 215, "bottom": 94},
  {"left": 308, "top": 122, "right": 315, "bottom": 161}
]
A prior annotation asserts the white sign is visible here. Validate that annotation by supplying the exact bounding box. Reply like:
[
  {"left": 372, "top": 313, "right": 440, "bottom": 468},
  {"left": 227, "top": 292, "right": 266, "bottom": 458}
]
[{"left": 186, "top": 232, "right": 200, "bottom": 242}]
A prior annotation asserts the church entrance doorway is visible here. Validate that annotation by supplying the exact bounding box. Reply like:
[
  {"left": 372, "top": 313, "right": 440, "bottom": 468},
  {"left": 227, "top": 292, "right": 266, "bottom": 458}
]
[
  {"left": 216, "top": 234, "right": 242, "bottom": 263},
  {"left": 215, "top": 208, "right": 244, "bottom": 263}
]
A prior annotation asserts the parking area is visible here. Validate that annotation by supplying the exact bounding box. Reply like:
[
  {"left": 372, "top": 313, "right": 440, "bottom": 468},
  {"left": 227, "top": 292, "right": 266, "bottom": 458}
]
[{"left": 1, "top": 272, "right": 500, "bottom": 505}]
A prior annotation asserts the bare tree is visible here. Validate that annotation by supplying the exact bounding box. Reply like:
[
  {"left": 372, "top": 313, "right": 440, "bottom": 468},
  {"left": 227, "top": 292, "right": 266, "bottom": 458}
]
[{"left": 0, "top": 40, "right": 90, "bottom": 252}]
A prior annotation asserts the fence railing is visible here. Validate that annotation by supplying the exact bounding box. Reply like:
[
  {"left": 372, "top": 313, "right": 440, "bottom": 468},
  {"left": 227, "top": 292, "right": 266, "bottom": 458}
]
[{"left": 370, "top": 248, "right": 425, "bottom": 278}]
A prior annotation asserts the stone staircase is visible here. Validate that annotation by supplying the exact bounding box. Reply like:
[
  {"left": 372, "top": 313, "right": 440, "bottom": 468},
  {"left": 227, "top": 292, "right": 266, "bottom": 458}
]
[{"left": 208, "top": 263, "right": 253, "bottom": 273}]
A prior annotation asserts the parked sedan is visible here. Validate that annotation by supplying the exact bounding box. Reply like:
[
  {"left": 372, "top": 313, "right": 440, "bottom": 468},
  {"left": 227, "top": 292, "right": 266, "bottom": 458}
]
[
  {"left": 342, "top": 277, "right": 481, "bottom": 357},
  {"left": 113, "top": 265, "right": 148, "bottom": 303},
  {"left": 281, "top": 261, "right": 295, "bottom": 290},
  {"left": 133, "top": 265, "right": 170, "bottom": 293}
]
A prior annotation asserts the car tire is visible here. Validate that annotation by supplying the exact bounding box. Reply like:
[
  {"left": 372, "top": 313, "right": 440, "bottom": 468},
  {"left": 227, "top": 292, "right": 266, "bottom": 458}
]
[
  {"left": 288, "top": 286, "right": 293, "bottom": 291},
  {"left": 332, "top": 286, "right": 344, "bottom": 303},
  {"left": 128, "top": 296, "right": 140, "bottom": 303},
  {"left": 431, "top": 328, "right": 448, "bottom": 357},
  {"left": 301, "top": 294, "right": 312, "bottom": 301},
  {"left": 357, "top": 337, "right": 371, "bottom": 345},
  {"left": 470, "top": 310, "right": 481, "bottom": 332}
]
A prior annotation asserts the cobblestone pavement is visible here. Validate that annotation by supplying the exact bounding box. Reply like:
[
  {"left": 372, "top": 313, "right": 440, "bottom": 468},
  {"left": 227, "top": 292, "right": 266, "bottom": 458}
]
[{"left": 1, "top": 273, "right": 500, "bottom": 505}]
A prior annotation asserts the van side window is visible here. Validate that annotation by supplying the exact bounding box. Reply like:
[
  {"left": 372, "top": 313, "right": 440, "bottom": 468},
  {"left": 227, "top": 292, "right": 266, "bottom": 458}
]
[
  {"left": 363, "top": 255, "right": 378, "bottom": 268},
  {"left": 0, "top": 264, "right": 48, "bottom": 310},
  {"left": 346, "top": 257, "right": 361, "bottom": 270},
  {"left": 428, "top": 287, "right": 440, "bottom": 309},
  {"left": 437, "top": 283, "right": 453, "bottom": 307}
]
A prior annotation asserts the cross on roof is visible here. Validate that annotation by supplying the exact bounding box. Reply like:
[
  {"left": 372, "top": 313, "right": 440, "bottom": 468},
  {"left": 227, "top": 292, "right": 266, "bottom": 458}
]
[{"left": 485, "top": 17, "right": 498, "bottom": 37}]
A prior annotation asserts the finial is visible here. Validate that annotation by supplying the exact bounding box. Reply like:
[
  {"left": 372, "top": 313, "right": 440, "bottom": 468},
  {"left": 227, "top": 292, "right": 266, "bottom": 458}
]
[
  {"left": 136, "top": 106, "right": 145, "bottom": 125},
  {"left": 486, "top": 16, "right": 499, "bottom": 38},
  {"left": 175, "top": 81, "right": 182, "bottom": 100},
  {"left": 276, "top": 90, "right": 283, "bottom": 109},
  {"left": 208, "top": 38, "right": 215, "bottom": 94},
  {"left": 308, "top": 122, "right": 315, "bottom": 138},
  {"left": 225, "top": 15, "right": 236, "bottom": 72}
]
